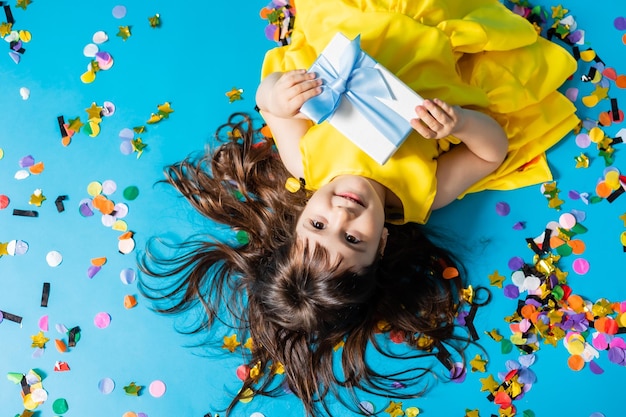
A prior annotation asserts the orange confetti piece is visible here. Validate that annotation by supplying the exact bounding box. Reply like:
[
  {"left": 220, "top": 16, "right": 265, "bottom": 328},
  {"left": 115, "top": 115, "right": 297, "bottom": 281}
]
[
  {"left": 617, "top": 75, "right": 626, "bottom": 89},
  {"left": 61, "top": 136, "right": 71, "bottom": 147},
  {"left": 118, "top": 231, "right": 134, "bottom": 240},
  {"left": 595, "top": 181, "right": 612, "bottom": 198},
  {"left": 92, "top": 195, "right": 115, "bottom": 214},
  {"left": 521, "top": 304, "right": 536, "bottom": 319},
  {"left": 599, "top": 111, "right": 612, "bottom": 127},
  {"left": 549, "top": 236, "right": 566, "bottom": 248},
  {"left": 55, "top": 339, "right": 67, "bottom": 353},
  {"left": 123, "top": 295, "right": 137, "bottom": 309},
  {"left": 29, "top": 161, "right": 44, "bottom": 175},
  {"left": 567, "top": 354, "right": 585, "bottom": 371},
  {"left": 91, "top": 257, "right": 107, "bottom": 266},
  {"left": 566, "top": 294, "right": 584, "bottom": 312},
  {"left": 568, "top": 239, "right": 586, "bottom": 255},
  {"left": 442, "top": 266, "right": 459, "bottom": 279}
]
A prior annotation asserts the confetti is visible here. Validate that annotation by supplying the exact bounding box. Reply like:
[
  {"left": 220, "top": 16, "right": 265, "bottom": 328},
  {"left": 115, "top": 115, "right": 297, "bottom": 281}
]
[
  {"left": 94, "top": 312, "right": 111, "bottom": 329},
  {"left": 148, "top": 379, "right": 166, "bottom": 397},
  {"left": 99, "top": 377, "right": 115, "bottom": 394},
  {"left": 46, "top": 250, "right": 63, "bottom": 267}
]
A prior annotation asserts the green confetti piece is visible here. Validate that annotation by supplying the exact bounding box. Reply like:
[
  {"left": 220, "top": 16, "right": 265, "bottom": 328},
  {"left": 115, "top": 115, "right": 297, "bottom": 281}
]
[
  {"left": 551, "top": 285, "right": 564, "bottom": 301},
  {"left": 123, "top": 186, "right": 139, "bottom": 201},
  {"left": 556, "top": 244, "right": 573, "bottom": 257},
  {"left": 236, "top": 230, "right": 250, "bottom": 245},
  {"left": 52, "top": 398, "right": 69, "bottom": 414},
  {"left": 522, "top": 410, "right": 535, "bottom": 417},
  {"left": 500, "top": 339, "right": 513, "bottom": 354}
]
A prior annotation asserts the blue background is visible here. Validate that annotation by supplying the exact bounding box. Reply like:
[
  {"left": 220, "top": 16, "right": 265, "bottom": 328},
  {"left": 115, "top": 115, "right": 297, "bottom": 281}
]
[{"left": 1, "top": 1, "right": 625, "bottom": 416}]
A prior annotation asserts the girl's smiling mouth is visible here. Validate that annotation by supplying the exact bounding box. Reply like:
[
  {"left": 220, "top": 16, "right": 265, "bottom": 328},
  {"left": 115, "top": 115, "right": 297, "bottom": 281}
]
[{"left": 336, "top": 193, "right": 365, "bottom": 207}]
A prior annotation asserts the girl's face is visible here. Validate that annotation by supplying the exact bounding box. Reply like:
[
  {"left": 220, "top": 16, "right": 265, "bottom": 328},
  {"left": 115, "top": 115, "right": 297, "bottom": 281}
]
[{"left": 296, "top": 175, "right": 388, "bottom": 272}]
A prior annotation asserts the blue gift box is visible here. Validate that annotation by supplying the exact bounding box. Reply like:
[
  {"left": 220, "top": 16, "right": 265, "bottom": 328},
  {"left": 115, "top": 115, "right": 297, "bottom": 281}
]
[{"left": 300, "top": 32, "right": 424, "bottom": 165}]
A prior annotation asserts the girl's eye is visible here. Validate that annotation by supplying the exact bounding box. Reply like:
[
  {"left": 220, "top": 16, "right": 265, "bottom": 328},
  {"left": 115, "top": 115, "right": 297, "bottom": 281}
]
[
  {"left": 310, "top": 220, "right": 325, "bottom": 229},
  {"left": 345, "top": 234, "right": 361, "bottom": 244}
]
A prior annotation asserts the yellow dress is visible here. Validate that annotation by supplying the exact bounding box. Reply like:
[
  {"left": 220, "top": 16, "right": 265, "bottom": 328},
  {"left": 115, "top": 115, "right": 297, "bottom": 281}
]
[{"left": 261, "top": 0, "right": 580, "bottom": 224}]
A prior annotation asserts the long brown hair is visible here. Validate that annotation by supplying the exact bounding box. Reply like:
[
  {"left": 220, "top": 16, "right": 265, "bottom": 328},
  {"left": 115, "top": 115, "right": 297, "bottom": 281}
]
[{"left": 139, "top": 113, "right": 473, "bottom": 416}]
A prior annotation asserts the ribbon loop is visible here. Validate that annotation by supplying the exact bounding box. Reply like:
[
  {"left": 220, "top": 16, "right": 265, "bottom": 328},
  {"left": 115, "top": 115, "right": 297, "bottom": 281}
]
[{"left": 300, "top": 34, "right": 411, "bottom": 146}]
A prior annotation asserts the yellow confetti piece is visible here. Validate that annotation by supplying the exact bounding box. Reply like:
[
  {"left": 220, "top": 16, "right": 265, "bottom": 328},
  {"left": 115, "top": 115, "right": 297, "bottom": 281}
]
[
  {"left": 81, "top": 69, "right": 96, "bottom": 84},
  {"left": 588, "top": 126, "right": 605, "bottom": 143},
  {"left": 406, "top": 407, "right": 420, "bottom": 417},
  {"left": 238, "top": 388, "right": 254, "bottom": 403},
  {"left": 87, "top": 181, "right": 103, "bottom": 197},
  {"left": 112, "top": 220, "right": 128, "bottom": 231}
]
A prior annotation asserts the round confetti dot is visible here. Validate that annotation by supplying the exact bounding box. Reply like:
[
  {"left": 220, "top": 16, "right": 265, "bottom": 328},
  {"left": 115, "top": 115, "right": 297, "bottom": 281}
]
[
  {"left": 93, "top": 30, "right": 108, "bottom": 44},
  {"left": 359, "top": 401, "right": 375, "bottom": 414},
  {"left": 102, "top": 101, "right": 116, "bottom": 116},
  {"left": 0, "top": 148, "right": 3, "bottom": 159},
  {"left": 507, "top": 256, "right": 524, "bottom": 270},
  {"left": 250, "top": 413, "right": 266, "bottom": 417},
  {"left": 120, "top": 140, "right": 134, "bottom": 155},
  {"left": 87, "top": 181, "right": 103, "bottom": 196},
  {"left": 123, "top": 185, "right": 139, "bottom": 200},
  {"left": 0, "top": 194, "right": 9, "bottom": 209},
  {"left": 567, "top": 354, "right": 585, "bottom": 371},
  {"left": 495, "top": 201, "right": 510, "bottom": 216},
  {"left": 590, "top": 413, "right": 606, "bottom": 417},
  {"left": 615, "top": 16, "right": 626, "bottom": 30},
  {"left": 113, "top": 202, "right": 129, "bottom": 218},
  {"left": 52, "top": 398, "right": 69, "bottom": 414},
  {"left": 572, "top": 258, "right": 590, "bottom": 275},
  {"left": 149, "top": 380, "right": 166, "bottom": 397},
  {"left": 83, "top": 43, "right": 99, "bottom": 57},
  {"left": 118, "top": 237, "right": 136, "bottom": 254},
  {"left": 19, "top": 87, "right": 30, "bottom": 100},
  {"left": 38, "top": 315, "right": 48, "bottom": 331},
  {"left": 46, "top": 250, "right": 63, "bottom": 267},
  {"left": 112, "top": 5, "right": 127, "bottom": 18},
  {"left": 98, "top": 377, "right": 115, "bottom": 394},
  {"left": 558, "top": 212, "right": 577, "bottom": 229},
  {"left": 122, "top": 413, "right": 138, "bottom": 417},
  {"left": 120, "top": 268, "right": 136, "bottom": 284},
  {"left": 94, "top": 312, "right": 111, "bottom": 329}
]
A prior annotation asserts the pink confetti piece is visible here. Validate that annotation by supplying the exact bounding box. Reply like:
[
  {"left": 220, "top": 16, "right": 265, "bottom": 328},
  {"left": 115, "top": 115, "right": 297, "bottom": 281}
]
[
  {"left": 572, "top": 258, "right": 590, "bottom": 275},
  {"left": 38, "top": 315, "right": 49, "bottom": 332},
  {"left": 94, "top": 312, "right": 111, "bottom": 329},
  {"left": 149, "top": 380, "right": 166, "bottom": 397}
]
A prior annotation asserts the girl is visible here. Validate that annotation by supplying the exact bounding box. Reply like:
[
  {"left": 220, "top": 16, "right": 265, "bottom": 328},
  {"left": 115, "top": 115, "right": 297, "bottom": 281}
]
[{"left": 140, "top": 0, "right": 579, "bottom": 415}]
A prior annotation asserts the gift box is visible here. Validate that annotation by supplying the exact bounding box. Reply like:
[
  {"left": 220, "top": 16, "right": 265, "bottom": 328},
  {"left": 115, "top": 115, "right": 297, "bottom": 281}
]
[{"left": 300, "top": 32, "right": 424, "bottom": 165}]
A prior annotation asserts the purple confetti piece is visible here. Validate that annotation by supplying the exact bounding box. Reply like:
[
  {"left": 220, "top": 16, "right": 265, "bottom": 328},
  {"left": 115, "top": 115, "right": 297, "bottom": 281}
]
[
  {"left": 503, "top": 284, "right": 520, "bottom": 299},
  {"left": 567, "top": 30, "right": 583, "bottom": 44},
  {"left": 512, "top": 221, "right": 525, "bottom": 230},
  {"left": 508, "top": 256, "right": 525, "bottom": 270},
  {"left": 11, "top": 40, "right": 22, "bottom": 51},
  {"left": 450, "top": 362, "right": 466, "bottom": 383},
  {"left": 79, "top": 202, "right": 94, "bottom": 217},
  {"left": 264, "top": 24, "right": 277, "bottom": 41},
  {"left": 607, "top": 346, "right": 625, "bottom": 364},
  {"left": 19, "top": 155, "right": 35, "bottom": 168},
  {"left": 495, "top": 201, "right": 510, "bottom": 216},
  {"left": 589, "top": 360, "right": 604, "bottom": 375},
  {"left": 615, "top": 16, "right": 626, "bottom": 31},
  {"left": 565, "top": 87, "right": 578, "bottom": 102},
  {"left": 112, "top": 5, "right": 126, "bottom": 19},
  {"left": 87, "top": 265, "right": 101, "bottom": 279},
  {"left": 119, "top": 128, "right": 134, "bottom": 140},
  {"left": 568, "top": 190, "right": 581, "bottom": 200}
]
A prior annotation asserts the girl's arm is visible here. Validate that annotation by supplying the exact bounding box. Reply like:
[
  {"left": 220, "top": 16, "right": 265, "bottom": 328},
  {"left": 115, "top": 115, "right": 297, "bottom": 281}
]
[
  {"left": 410, "top": 99, "right": 508, "bottom": 209},
  {"left": 255, "top": 70, "right": 322, "bottom": 179}
]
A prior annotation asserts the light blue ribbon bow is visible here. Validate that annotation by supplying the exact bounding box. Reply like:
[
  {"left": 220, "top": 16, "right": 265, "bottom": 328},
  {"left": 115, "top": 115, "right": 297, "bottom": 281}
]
[{"left": 300, "top": 35, "right": 410, "bottom": 146}]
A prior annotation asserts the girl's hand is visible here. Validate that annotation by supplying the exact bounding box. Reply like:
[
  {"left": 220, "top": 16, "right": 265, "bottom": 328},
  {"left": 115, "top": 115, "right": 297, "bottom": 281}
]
[
  {"left": 258, "top": 70, "right": 322, "bottom": 119},
  {"left": 410, "top": 98, "right": 464, "bottom": 139}
]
